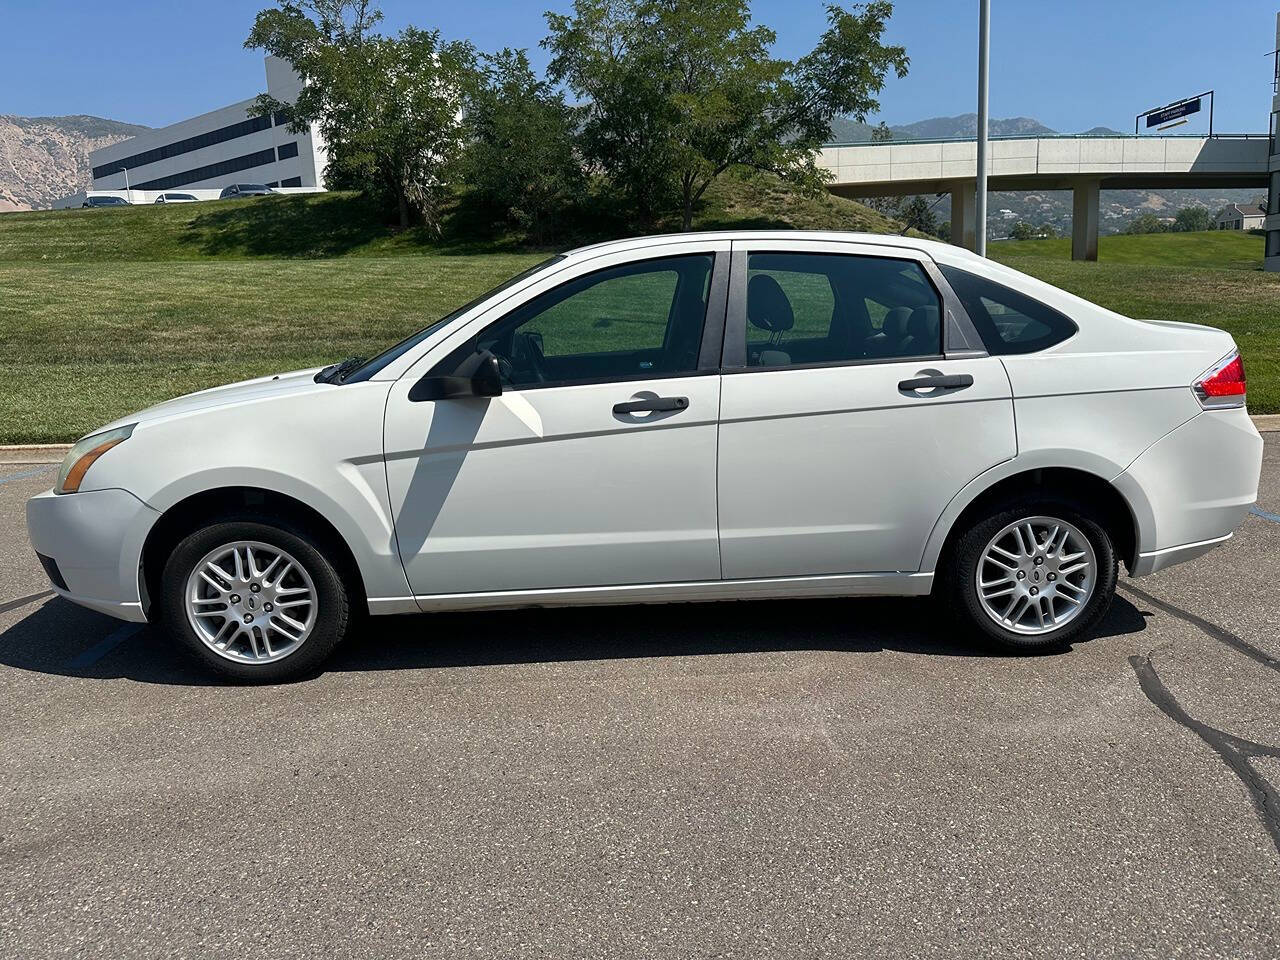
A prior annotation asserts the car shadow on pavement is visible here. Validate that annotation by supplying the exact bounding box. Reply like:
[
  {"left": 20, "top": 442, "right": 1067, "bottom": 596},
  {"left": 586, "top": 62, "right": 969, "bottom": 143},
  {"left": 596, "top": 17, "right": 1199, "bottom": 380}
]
[{"left": 0, "top": 593, "right": 1151, "bottom": 686}]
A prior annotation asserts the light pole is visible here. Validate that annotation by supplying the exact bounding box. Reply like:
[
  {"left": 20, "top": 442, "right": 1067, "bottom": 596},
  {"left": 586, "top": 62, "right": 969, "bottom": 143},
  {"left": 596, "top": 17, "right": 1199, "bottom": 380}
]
[
  {"left": 122, "top": 165, "right": 131, "bottom": 203},
  {"left": 975, "top": 0, "right": 990, "bottom": 256}
]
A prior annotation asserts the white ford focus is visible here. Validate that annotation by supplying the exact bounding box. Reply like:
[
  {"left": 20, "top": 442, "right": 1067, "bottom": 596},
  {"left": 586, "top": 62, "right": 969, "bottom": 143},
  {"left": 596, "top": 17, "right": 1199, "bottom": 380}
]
[{"left": 28, "top": 232, "right": 1263, "bottom": 681}]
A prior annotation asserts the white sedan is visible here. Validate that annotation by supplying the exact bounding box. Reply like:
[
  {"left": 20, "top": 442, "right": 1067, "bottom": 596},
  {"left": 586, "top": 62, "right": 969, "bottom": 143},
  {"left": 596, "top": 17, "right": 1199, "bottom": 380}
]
[{"left": 27, "top": 232, "right": 1264, "bottom": 681}]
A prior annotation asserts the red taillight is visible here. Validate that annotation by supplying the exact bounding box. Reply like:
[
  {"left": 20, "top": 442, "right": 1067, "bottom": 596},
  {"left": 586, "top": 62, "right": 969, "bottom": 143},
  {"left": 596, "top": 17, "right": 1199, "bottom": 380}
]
[{"left": 1193, "top": 351, "right": 1247, "bottom": 407}]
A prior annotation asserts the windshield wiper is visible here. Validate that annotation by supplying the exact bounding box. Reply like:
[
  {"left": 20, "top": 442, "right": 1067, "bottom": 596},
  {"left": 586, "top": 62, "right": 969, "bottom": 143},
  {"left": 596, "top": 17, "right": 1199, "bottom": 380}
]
[{"left": 315, "top": 356, "right": 368, "bottom": 385}]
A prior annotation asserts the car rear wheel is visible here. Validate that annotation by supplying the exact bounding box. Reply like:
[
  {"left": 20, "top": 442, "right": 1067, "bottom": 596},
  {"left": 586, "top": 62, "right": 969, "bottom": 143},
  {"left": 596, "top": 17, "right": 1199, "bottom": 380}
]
[
  {"left": 160, "top": 519, "right": 350, "bottom": 682},
  {"left": 945, "top": 499, "right": 1117, "bottom": 651}
]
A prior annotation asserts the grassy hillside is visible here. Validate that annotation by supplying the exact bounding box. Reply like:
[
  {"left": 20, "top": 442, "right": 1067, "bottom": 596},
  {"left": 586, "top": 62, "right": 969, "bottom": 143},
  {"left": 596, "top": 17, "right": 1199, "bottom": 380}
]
[
  {"left": 992, "top": 230, "right": 1264, "bottom": 270},
  {"left": 0, "top": 180, "right": 904, "bottom": 263},
  {"left": 0, "top": 196, "right": 1276, "bottom": 443}
]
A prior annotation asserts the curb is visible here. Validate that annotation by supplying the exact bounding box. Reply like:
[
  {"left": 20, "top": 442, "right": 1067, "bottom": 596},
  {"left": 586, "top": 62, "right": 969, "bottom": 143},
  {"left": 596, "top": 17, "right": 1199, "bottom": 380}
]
[
  {"left": 0, "top": 445, "right": 71, "bottom": 466},
  {"left": 2, "top": 415, "right": 1278, "bottom": 465}
]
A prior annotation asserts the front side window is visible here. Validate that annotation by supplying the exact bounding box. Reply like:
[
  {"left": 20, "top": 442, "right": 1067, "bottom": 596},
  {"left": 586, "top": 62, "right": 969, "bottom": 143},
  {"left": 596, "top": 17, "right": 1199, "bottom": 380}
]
[
  {"left": 435, "top": 254, "right": 715, "bottom": 389},
  {"left": 740, "top": 252, "right": 943, "bottom": 369},
  {"left": 938, "top": 265, "right": 1077, "bottom": 354}
]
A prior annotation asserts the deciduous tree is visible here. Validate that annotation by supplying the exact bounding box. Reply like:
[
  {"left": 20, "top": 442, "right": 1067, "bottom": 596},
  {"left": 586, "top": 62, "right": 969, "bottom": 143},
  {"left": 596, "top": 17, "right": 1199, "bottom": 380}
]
[
  {"left": 461, "top": 49, "right": 585, "bottom": 243},
  {"left": 247, "top": 1, "right": 474, "bottom": 230},
  {"left": 544, "top": 0, "right": 909, "bottom": 229}
]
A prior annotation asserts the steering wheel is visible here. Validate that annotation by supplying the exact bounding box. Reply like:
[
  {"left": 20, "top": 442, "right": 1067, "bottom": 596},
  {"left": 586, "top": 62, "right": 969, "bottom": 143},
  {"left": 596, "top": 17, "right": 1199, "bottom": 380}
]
[{"left": 510, "top": 330, "right": 550, "bottom": 384}]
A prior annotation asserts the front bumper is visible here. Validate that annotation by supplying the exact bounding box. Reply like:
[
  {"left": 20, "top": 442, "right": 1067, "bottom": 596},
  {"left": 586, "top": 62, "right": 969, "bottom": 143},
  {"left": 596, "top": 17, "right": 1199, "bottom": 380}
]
[{"left": 26, "top": 487, "right": 160, "bottom": 623}]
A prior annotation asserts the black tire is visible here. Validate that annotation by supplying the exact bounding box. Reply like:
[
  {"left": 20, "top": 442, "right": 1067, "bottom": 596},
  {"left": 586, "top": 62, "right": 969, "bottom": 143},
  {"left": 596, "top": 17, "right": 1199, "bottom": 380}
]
[
  {"left": 943, "top": 497, "right": 1117, "bottom": 652},
  {"left": 159, "top": 519, "right": 350, "bottom": 683}
]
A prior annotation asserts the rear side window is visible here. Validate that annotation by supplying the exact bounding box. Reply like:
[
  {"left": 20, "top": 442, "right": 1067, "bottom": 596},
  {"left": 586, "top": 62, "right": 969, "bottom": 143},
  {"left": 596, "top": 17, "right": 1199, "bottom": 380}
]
[
  {"left": 939, "top": 265, "right": 1077, "bottom": 355},
  {"left": 741, "top": 252, "right": 943, "bottom": 369}
]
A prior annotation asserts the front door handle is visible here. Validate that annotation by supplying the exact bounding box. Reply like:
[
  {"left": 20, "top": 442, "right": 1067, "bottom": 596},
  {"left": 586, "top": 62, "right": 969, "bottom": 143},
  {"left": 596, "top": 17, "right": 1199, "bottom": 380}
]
[
  {"left": 613, "top": 396, "right": 689, "bottom": 415},
  {"left": 898, "top": 374, "right": 974, "bottom": 393}
]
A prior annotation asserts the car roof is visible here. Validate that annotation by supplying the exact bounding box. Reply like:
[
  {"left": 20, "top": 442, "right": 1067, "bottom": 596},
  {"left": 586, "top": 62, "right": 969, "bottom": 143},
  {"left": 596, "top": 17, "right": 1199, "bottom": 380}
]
[{"left": 560, "top": 229, "right": 987, "bottom": 266}]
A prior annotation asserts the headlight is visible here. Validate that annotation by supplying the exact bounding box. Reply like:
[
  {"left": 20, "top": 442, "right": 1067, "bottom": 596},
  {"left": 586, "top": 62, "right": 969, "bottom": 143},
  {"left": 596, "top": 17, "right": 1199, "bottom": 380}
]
[{"left": 56, "top": 424, "right": 135, "bottom": 494}]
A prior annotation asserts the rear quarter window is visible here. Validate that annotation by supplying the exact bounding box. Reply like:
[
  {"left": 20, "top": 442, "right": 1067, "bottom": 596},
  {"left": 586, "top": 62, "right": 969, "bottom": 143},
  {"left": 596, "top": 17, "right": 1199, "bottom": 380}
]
[{"left": 939, "top": 265, "right": 1077, "bottom": 355}]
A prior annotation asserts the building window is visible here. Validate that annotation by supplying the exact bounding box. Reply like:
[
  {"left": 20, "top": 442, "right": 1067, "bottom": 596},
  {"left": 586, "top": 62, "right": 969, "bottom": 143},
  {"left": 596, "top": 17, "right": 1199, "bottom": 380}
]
[
  {"left": 276, "top": 141, "right": 299, "bottom": 161},
  {"left": 280, "top": 176, "right": 303, "bottom": 188},
  {"left": 132, "top": 149, "right": 278, "bottom": 191},
  {"left": 93, "top": 114, "right": 273, "bottom": 180}
]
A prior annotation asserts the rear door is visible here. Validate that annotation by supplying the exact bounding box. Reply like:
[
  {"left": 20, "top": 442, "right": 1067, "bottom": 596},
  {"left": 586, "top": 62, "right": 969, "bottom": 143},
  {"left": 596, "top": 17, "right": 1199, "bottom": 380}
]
[{"left": 716, "top": 239, "right": 1016, "bottom": 579}]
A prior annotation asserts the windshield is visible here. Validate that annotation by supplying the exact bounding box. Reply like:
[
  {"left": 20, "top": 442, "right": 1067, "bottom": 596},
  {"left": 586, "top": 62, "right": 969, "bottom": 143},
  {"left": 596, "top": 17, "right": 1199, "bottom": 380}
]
[{"left": 342, "top": 255, "right": 566, "bottom": 383}]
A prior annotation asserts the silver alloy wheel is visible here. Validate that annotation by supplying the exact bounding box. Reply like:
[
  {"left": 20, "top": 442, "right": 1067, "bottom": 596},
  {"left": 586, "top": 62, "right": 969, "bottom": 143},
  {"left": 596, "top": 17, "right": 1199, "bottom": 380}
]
[
  {"left": 975, "top": 516, "right": 1097, "bottom": 636},
  {"left": 184, "top": 540, "right": 318, "bottom": 664}
]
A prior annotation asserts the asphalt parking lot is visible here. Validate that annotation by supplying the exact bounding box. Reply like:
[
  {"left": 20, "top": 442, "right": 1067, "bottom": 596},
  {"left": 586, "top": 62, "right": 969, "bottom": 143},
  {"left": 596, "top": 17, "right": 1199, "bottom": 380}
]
[{"left": 1, "top": 441, "right": 1278, "bottom": 959}]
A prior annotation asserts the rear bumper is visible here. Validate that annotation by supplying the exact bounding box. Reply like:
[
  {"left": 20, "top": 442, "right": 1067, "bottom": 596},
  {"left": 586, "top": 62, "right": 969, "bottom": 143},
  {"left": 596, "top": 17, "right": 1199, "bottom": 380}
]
[
  {"left": 1130, "top": 532, "right": 1235, "bottom": 577},
  {"left": 1116, "top": 407, "right": 1263, "bottom": 577},
  {"left": 26, "top": 487, "right": 158, "bottom": 623}
]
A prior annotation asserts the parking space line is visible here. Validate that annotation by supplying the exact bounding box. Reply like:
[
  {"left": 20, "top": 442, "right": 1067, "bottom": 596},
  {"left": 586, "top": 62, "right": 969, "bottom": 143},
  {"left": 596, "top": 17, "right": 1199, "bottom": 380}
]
[
  {"left": 0, "top": 590, "right": 55, "bottom": 616},
  {"left": 1250, "top": 506, "right": 1280, "bottom": 525},
  {"left": 0, "top": 466, "right": 54, "bottom": 486},
  {"left": 67, "top": 623, "right": 144, "bottom": 670}
]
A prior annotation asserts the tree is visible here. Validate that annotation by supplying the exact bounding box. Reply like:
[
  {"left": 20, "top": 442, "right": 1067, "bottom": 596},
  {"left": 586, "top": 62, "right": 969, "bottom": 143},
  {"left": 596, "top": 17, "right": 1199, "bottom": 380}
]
[
  {"left": 544, "top": 0, "right": 909, "bottom": 230},
  {"left": 461, "top": 49, "right": 585, "bottom": 243},
  {"left": 936, "top": 219, "right": 951, "bottom": 243},
  {"left": 870, "top": 121, "right": 894, "bottom": 142},
  {"left": 1172, "top": 205, "right": 1212, "bottom": 233},
  {"left": 1009, "top": 221, "right": 1036, "bottom": 241},
  {"left": 1126, "top": 213, "right": 1168, "bottom": 235},
  {"left": 1035, "top": 222, "right": 1056, "bottom": 239},
  {"left": 246, "top": 1, "right": 475, "bottom": 230},
  {"left": 899, "top": 195, "right": 938, "bottom": 236}
]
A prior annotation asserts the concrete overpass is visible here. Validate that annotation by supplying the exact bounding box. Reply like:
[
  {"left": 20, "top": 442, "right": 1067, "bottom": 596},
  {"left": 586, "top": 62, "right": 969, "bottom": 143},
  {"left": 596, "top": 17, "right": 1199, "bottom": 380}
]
[{"left": 816, "top": 134, "right": 1271, "bottom": 260}]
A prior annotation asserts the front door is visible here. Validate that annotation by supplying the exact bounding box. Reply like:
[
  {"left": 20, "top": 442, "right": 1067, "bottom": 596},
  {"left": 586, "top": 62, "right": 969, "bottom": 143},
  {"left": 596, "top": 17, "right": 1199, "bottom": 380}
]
[
  {"left": 384, "top": 245, "right": 727, "bottom": 598},
  {"left": 716, "top": 241, "right": 1017, "bottom": 579}
]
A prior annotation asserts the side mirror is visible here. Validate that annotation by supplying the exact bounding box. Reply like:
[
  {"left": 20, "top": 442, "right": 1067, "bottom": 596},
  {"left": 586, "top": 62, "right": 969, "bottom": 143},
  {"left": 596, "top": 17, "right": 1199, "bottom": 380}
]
[{"left": 409, "top": 349, "right": 503, "bottom": 402}]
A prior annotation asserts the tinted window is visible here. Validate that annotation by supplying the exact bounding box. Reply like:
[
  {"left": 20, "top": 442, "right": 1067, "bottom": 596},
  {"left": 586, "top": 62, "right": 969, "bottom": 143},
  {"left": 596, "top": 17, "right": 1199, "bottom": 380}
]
[
  {"left": 435, "top": 255, "right": 714, "bottom": 389},
  {"left": 741, "top": 253, "right": 942, "bottom": 368},
  {"left": 343, "top": 256, "right": 566, "bottom": 383},
  {"left": 938, "top": 265, "right": 1077, "bottom": 354}
]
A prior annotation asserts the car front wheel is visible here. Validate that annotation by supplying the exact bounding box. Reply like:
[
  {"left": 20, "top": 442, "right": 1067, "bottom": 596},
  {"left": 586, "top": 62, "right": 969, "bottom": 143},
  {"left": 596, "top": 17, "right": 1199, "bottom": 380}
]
[
  {"left": 160, "top": 519, "right": 350, "bottom": 682},
  {"left": 946, "top": 500, "right": 1118, "bottom": 651}
]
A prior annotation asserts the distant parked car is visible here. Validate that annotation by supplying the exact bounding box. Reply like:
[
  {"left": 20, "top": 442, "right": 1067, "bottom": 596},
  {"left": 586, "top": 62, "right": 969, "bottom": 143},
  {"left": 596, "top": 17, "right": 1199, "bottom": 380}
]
[
  {"left": 218, "top": 184, "right": 274, "bottom": 199},
  {"left": 82, "top": 196, "right": 130, "bottom": 208},
  {"left": 26, "top": 231, "right": 1264, "bottom": 682},
  {"left": 155, "top": 193, "right": 199, "bottom": 204}
]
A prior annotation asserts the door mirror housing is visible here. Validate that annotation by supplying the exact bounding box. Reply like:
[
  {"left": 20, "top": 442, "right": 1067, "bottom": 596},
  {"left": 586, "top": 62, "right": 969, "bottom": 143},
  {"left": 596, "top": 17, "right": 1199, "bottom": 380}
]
[{"left": 409, "top": 349, "right": 504, "bottom": 402}]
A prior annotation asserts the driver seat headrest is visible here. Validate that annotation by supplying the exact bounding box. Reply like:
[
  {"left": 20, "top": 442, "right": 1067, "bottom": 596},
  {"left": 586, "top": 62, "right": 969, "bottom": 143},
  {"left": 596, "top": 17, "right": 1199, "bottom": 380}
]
[{"left": 747, "top": 275, "right": 795, "bottom": 334}]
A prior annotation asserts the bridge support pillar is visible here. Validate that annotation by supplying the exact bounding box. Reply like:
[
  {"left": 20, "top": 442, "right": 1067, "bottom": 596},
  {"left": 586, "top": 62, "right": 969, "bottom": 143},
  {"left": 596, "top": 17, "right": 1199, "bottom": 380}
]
[
  {"left": 950, "top": 182, "right": 977, "bottom": 251},
  {"left": 1072, "top": 179, "right": 1100, "bottom": 262}
]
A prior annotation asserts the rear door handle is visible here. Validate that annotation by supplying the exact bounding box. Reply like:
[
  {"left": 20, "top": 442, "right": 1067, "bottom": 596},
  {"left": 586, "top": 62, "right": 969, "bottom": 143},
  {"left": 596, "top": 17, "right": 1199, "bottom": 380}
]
[
  {"left": 898, "top": 374, "right": 974, "bottom": 392},
  {"left": 613, "top": 396, "right": 689, "bottom": 415}
]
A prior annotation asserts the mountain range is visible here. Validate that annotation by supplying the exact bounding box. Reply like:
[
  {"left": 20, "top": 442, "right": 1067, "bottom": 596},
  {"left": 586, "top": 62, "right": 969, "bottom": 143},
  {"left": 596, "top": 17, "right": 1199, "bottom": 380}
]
[{"left": 0, "top": 115, "right": 149, "bottom": 212}]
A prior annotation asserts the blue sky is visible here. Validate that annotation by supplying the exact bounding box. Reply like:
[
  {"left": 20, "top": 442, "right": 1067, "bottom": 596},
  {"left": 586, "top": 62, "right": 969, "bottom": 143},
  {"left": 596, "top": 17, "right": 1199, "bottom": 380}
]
[{"left": 3, "top": 1, "right": 1276, "bottom": 133}]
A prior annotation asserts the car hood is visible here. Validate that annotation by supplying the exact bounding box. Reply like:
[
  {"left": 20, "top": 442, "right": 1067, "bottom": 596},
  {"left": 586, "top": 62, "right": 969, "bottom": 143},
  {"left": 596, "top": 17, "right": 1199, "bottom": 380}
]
[{"left": 95, "top": 367, "right": 327, "bottom": 435}]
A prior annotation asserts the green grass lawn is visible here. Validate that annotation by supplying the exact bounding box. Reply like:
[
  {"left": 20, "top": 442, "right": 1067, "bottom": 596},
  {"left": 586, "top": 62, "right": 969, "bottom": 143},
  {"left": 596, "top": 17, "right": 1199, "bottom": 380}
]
[
  {"left": 991, "top": 229, "right": 1265, "bottom": 270},
  {"left": 1, "top": 199, "right": 1276, "bottom": 443}
]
